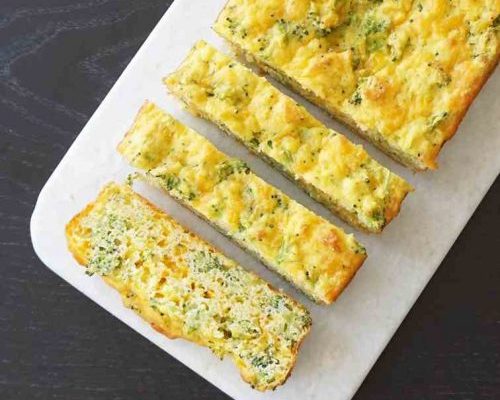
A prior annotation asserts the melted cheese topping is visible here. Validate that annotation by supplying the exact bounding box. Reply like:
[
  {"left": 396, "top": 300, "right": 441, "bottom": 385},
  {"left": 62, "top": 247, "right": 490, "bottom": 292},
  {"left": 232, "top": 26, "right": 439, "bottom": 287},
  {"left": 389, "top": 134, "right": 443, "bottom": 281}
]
[
  {"left": 66, "top": 183, "right": 311, "bottom": 391},
  {"left": 214, "top": 0, "right": 500, "bottom": 169},
  {"left": 164, "top": 42, "right": 412, "bottom": 232},
  {"left": 118, "top": 102, "right": 366, "bottom": 304}
]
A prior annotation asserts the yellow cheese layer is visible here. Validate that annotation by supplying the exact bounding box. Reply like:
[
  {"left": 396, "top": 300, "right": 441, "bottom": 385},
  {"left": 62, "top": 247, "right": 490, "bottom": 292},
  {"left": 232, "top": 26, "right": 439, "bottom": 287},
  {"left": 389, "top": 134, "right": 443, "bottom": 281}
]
[
  {"left": 66, "top": 183, "right": 311, "bottom": 391},
  {"left": 118, "top": 102, "right": 366, "bottom": 304},
  {"left": 214, "top": 0, "right": 499, "bottom": 169},
  {"left": 164, "top": 41, "right": 412, "bottom": 232}
]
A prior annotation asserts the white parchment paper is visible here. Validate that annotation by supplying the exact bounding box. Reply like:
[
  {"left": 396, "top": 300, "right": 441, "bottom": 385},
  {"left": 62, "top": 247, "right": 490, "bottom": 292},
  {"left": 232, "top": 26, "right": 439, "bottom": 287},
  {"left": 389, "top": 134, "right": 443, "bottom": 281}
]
[{"left": 30, "top": 1, "right": 500, "bottom": 399}]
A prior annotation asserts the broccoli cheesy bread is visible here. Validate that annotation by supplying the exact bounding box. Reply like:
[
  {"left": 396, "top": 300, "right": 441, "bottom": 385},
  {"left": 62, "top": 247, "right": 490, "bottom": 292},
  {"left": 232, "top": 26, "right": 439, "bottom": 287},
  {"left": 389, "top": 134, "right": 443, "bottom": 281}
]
[
  {"left": 214, "top": 0, "right": 500, "bottom": 170},
  {"left": 66, "top": 183, "right": 311, "bottom": 391},
  {"left": 164, "top": 41, "right": 412, "bottom": 233},
  {"left": 118, "top": 102, "right": 366, "bottom": 304}
]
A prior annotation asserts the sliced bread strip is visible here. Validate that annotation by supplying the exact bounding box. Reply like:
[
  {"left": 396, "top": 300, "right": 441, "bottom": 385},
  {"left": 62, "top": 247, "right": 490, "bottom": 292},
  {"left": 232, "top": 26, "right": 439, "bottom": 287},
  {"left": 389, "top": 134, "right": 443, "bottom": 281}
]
[
  {"left": 164, "top": 41, "right": 412, "bottom": 233},
  {"left": 118, "top": 102, "right": 366, "bottom": 304},
  {"left": 66, "top": 182, "right": 312, "bottom": 391}
]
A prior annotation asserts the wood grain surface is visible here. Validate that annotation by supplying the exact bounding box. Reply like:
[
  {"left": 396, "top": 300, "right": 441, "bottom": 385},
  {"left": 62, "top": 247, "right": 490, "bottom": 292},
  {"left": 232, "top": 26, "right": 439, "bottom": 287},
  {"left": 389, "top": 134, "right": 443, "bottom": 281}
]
[{"left": 0, "top": 1, "right": 498, "bottom": 399}]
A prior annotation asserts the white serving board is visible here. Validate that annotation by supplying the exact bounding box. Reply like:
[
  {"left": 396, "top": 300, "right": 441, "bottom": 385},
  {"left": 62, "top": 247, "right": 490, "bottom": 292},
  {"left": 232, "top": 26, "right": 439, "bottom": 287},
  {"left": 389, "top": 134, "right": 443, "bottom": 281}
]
[{"left": 30, "top": 1, "right": 500, "bottom": 399}]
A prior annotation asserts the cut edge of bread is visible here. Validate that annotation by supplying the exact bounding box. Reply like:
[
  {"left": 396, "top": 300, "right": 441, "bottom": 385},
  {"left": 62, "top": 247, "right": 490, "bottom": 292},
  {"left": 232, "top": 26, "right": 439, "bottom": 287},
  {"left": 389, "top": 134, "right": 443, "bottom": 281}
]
[{"left": 65, "top": 182, "right": 312, "bottom": 391}]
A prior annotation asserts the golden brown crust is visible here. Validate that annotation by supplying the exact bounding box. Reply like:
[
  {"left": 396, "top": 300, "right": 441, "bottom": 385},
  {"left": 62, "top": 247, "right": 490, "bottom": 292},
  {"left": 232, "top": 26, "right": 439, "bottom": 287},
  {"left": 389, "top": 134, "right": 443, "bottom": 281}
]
[
  {"left": 325, "top": 256, "right": 365, "bottom": 304},
  {"left": 384, "top": 189, "right": 411, "bottom": 227},
  {"left": 66, "top": 198, "right": 99, "bottom": 266}
]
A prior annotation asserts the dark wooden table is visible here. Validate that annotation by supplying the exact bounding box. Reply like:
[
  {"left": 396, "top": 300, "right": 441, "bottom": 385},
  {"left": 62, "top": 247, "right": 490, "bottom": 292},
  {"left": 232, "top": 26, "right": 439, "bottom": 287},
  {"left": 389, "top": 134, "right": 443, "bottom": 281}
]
[{"left": 1, "top": 1, "right": 498, "bottom": 399}]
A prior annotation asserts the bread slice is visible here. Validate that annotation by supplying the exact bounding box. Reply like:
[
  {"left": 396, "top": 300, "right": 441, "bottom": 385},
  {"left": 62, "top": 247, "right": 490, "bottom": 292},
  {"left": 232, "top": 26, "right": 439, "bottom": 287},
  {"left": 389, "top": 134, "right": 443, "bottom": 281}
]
[
  {"left": 213, "top": 0, "right": 500, "bottom": 170},
  {"left": 66, "top": 183, "right": 311, "bottom": 391},
  {"left": 118, "top": 102, "right": 366, "bottom": 304},
  {"left": 163, "top": 41, "right": 412, "bottom": 233}
]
